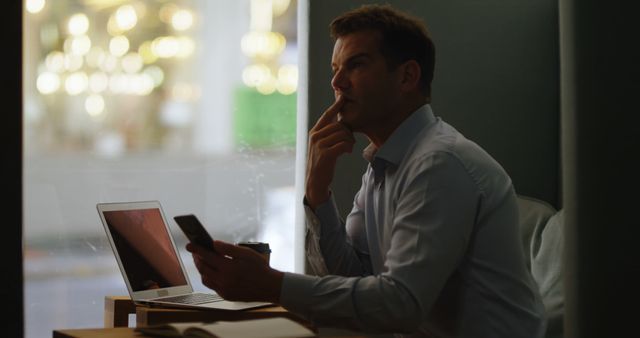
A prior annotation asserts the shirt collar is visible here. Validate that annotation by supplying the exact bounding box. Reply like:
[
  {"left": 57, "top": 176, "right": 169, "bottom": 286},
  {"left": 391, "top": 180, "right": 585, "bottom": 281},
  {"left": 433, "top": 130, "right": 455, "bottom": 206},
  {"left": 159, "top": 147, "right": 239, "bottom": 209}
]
[{"left": 363, "top": 104, "right": 436, "bottom": 166}]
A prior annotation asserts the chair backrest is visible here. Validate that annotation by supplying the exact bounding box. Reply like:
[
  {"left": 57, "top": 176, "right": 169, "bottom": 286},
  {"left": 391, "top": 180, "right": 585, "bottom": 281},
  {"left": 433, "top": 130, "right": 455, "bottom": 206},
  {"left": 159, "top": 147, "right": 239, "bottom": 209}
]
[
  {"left": 517, "top": 195, "right": 564, "bottom": 338},
  {"left": 530, "top": 209, "right": 565, "bottom": 338},
  {"left": 517, "top": 195, "right": 557, "bottom": 270}
]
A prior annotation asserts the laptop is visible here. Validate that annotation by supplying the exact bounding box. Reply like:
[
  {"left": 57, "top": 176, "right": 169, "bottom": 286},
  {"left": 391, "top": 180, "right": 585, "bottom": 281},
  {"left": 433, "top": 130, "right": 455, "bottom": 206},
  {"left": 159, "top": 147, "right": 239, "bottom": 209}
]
[{"left": 97, "top": 200, "right": 272, "bottom": 311}]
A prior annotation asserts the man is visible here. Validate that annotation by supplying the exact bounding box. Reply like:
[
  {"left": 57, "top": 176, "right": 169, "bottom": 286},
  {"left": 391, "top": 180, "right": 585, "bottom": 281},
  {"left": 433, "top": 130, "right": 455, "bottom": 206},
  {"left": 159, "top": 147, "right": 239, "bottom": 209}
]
[{"left": 188, "top": 4, "right": 546, "bottom": 337}]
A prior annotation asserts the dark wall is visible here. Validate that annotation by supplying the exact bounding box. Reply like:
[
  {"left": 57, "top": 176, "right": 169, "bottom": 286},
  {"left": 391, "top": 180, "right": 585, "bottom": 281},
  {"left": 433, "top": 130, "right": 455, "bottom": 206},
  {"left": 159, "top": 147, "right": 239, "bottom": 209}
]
[
  {"left": 3, "top": 1, "right": 23, "bottom": 338},
  {"left": 560, "top": 1, "right": 639, "bottom": 337},
  {"left": 307, "top": 0, "right": 560, "bottom": 216}
]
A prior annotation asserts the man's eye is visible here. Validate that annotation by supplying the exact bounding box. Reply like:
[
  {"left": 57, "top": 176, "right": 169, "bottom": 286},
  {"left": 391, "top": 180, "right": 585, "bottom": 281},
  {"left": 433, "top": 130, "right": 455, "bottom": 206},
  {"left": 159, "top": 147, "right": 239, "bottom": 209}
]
[{"left": 349, "top": 61, "right": 364, "bottom": 69}]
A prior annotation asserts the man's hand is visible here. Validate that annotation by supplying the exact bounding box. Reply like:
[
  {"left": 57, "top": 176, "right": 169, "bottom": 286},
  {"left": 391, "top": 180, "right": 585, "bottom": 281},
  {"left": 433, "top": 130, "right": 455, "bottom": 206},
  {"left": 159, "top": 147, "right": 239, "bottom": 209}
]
[
  {"left": 305, "top": 95, "right": 355, "bottom": 209},
  {"left": 187, "top": 240, "right": 284, "bottom": 304}
]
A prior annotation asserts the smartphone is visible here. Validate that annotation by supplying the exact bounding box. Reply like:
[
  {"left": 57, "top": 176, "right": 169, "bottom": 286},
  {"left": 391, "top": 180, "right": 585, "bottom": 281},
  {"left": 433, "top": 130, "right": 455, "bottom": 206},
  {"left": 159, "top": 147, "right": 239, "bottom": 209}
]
[{"left": 173, "top": 214, "right": 216, "bottom": 252}]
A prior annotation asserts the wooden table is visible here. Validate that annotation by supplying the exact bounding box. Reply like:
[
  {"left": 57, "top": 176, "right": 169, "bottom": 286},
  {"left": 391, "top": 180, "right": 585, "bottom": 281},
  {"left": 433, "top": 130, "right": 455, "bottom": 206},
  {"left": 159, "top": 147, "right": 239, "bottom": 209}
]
[
  {"left": 53, "top": 296, "right": 370, "bottom": 337},
  {"left": 53, "top": 327, "right": 369, "bottom": 338},
  {"left": 54, "top": 328, "right": 139, "bottom": 338},
  {"left": 104, "top": 296, "right": 309, "bottom": 328}
]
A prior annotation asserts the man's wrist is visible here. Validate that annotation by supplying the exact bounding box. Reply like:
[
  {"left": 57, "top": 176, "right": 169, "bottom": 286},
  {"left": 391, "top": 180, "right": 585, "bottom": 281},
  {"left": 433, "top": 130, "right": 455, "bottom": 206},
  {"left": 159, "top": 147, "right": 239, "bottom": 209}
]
[
  {"left": 267, "top": 269, "right": 285, "bottom": 304},
  {"left": 304, "top": 191, "right": 330, "bottom": 210}
]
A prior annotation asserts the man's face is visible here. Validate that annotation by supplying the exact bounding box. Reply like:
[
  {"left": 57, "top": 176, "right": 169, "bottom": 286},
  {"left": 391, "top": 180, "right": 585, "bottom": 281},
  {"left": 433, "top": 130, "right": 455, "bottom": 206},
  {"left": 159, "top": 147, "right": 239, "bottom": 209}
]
[{"left": 331, "top": 31, "right": 401, "bottom": 134}]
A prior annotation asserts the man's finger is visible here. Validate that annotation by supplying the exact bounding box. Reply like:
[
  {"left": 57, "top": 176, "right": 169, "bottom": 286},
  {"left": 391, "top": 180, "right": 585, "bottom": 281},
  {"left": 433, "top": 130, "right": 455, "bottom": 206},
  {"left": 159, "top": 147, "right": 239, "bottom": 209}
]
[
  {"left": 313, "top": 128, "right": 356, "bottom": 151},
  {"left": 213, "top": 240, "right": 257, "bottom": 260},
  {"left": 314, "top": 95, "right": 345, "bottom": 129},
  {"left": 309, "top": 122, "right": 354, "bottom": 145},
  {"left": 186, "top": 242, "right": 216, "bottom": 260}
]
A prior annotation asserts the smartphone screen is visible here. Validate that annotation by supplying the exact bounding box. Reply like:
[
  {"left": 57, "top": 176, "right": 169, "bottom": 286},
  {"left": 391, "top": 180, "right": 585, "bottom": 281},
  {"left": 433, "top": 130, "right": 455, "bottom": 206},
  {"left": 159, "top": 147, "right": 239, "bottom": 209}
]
[{"left": 173, "top": 214, "right": 216, "bottom": 252}]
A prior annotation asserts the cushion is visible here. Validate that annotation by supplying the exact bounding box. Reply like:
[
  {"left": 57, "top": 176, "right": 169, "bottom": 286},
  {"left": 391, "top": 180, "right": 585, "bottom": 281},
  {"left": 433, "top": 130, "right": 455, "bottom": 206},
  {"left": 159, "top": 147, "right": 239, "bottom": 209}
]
[
  {"left": 517, "top": 195, "right": 557, "bottom": 270},
  {"left": 531, "top": 209, "right": 565, "bottom": 337}
]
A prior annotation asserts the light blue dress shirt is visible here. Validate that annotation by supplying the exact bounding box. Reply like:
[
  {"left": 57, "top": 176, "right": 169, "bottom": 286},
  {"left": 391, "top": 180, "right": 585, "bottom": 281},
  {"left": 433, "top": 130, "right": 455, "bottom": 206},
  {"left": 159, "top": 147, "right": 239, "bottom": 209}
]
[{"left": 281, "top": 105, "right": 546, "bottom": 337}]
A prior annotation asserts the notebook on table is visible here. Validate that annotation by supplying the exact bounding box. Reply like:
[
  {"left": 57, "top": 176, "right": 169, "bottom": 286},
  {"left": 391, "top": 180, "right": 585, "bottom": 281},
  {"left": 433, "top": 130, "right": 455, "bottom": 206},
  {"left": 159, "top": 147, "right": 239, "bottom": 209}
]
[{"left": 96, "top": 200, "right": 272, "bottom": 311}]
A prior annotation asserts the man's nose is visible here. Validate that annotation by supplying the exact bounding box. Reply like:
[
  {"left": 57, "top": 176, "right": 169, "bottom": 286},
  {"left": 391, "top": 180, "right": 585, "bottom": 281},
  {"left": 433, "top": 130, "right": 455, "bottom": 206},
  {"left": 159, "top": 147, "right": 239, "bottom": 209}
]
[{"left": 331, "top": 69, "right": 349, "bottom": 93}]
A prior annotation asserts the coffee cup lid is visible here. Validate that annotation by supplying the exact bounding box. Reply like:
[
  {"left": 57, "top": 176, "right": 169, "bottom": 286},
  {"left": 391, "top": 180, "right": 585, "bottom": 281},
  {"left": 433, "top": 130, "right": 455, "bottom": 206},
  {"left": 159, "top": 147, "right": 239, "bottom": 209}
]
[{"left": 238, "top": 241, "right": 271, "bottom": 253}]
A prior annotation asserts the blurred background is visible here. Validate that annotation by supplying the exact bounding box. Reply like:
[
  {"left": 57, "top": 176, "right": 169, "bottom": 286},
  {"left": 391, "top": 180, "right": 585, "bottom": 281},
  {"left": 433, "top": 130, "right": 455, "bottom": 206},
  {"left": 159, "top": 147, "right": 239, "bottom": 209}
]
[{"left": 23, "top": 1, "right": 298, "bottom": 337}]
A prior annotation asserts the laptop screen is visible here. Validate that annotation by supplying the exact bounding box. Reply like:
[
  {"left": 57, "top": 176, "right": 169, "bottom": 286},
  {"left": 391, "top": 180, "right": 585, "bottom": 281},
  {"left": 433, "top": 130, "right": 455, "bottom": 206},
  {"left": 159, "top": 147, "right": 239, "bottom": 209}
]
[{"left": 103, "top": 207, "right": 188, "bottom": 291}]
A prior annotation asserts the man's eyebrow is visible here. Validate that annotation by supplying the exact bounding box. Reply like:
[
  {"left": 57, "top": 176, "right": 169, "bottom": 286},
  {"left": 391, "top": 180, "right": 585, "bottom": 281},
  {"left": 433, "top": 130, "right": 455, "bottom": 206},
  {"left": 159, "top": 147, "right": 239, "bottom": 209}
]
[
  {"left": 332, "top": 52, "right": 371, "bottom": 69},
  {"left": 346, "top": 53, "right": 371, "bottom": 63}
]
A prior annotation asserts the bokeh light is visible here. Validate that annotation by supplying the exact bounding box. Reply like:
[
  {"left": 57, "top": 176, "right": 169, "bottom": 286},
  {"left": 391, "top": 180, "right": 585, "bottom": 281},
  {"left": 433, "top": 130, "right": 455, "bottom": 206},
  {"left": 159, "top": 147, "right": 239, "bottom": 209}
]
[{"left": 67, "top": 13, "right": 89, "bottom": 36}]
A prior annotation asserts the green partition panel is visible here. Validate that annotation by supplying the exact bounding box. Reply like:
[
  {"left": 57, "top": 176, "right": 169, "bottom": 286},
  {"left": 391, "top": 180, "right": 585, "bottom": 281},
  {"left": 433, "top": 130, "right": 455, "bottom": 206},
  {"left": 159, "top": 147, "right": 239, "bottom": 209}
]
[{"left": 233, "top": 86, "right": 297, "bottom": 148}]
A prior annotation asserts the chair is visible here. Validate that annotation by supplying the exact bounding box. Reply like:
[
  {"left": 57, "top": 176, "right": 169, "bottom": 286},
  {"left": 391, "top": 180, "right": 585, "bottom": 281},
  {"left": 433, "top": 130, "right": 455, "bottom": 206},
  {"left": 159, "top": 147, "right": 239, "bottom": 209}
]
[{"left": 517, "top": 195, "right": 564, "bottom": 338}]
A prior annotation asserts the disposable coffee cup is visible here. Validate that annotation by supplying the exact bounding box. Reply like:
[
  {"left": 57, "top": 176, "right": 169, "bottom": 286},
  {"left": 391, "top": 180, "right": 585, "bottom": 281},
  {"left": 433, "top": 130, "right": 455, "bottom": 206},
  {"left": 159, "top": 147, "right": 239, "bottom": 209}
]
[{"left": 237, "top": 241, "right": 271, "bottom": 263}]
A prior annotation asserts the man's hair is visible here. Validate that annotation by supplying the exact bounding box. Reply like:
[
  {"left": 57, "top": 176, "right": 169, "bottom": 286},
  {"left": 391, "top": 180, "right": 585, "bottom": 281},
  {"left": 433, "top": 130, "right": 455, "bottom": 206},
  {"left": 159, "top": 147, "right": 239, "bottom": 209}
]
[{"left": 330, "top": 4, "right": 435, "bottom": 101}]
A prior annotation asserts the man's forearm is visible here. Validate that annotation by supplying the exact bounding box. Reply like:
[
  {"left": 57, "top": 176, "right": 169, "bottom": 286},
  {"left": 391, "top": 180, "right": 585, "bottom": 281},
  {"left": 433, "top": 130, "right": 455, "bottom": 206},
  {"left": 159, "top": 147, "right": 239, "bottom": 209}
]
[
  {"left": 305, "top": 196, "right": 370, "bottom": 276},
  {"left": 304, "top": 190, "right": 330, "bottom": 211}
]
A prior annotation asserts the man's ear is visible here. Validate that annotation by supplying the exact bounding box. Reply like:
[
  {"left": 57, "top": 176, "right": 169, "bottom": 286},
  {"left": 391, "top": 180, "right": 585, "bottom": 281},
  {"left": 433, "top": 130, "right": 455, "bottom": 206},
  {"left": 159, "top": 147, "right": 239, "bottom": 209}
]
[{"left": 398, "top": 60, "right": 421, "bottom": 92}]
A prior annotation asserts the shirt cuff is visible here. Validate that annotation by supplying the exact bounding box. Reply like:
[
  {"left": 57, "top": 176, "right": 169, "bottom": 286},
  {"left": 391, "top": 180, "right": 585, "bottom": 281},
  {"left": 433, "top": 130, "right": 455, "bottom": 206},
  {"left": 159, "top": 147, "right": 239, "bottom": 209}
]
[{"left": 304, "top": 194, "right": 343, "bottom": 236}]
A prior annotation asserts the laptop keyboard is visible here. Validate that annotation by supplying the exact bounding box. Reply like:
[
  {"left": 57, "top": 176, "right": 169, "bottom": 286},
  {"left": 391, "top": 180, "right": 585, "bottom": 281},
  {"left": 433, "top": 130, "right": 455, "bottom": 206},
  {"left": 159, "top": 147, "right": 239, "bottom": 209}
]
[{"left": 157, "top": 293, "right": 224, "bottom": 305}]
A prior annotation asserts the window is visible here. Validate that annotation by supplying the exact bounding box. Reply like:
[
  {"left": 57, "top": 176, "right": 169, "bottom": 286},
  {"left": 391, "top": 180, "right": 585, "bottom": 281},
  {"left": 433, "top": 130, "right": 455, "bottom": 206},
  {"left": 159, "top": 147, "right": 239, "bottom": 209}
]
[{"left": 23, "top": 1, "right": 298, "bottom": 337}]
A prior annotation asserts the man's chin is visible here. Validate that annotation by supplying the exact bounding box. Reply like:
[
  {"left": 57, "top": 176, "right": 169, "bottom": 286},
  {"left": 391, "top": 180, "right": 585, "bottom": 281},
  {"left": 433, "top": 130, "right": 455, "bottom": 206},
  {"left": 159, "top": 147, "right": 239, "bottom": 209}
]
[
  {"left": 339, "top": 120, "right": 354, "bottom": 132},
  {"left": 337, "top": 113, "right": 354, "bottom": 131}
]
